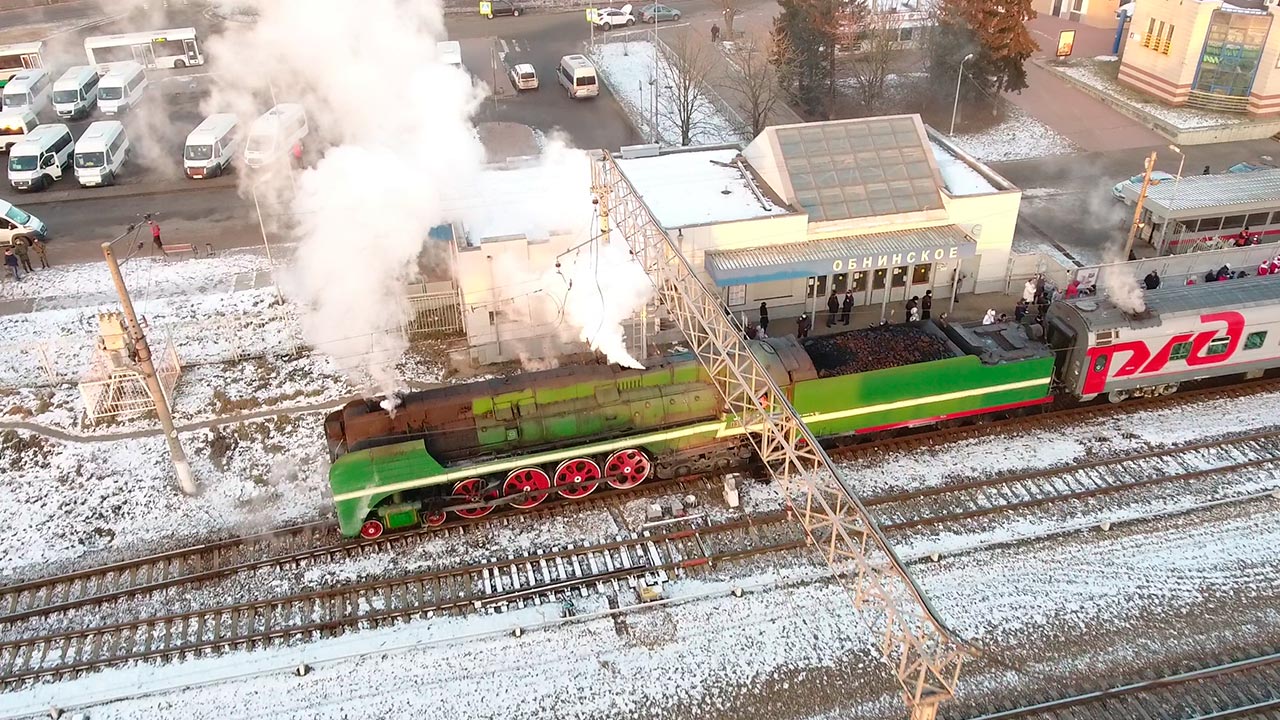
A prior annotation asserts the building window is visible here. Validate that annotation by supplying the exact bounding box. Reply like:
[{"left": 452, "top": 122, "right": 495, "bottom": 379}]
[
  {"left": 1143, "top": 17, "right": 1155, "bottom": 48},
  {"left": 851, "top": 271, "right": 868, "bottom": 293},
  {"left": 912, "top": 264, "right": 931, "bottom": 285},
  {"left": 872, "top": 268, "right": 887, "bottom": 290},
  {"left": 832, "top": 272, "right": 849, "bottom": 293},
  {"left": 1194, "top": 10, "right": 1270, "bottom": 99},
  {"left": 727, "top": 284, "right": 746, "bottom": 307},
  {"left": 807, "top": 275, "right": 828, "bottom": 298},
  {"left": 1245, "top": 331, "right": 1267, "bottom": 350},
  {"left": 891, "top": 266, "right": 907, "bottom": 288},
  {"left": 1161, "top": 24, "right": 1174, "bottom": 55}
]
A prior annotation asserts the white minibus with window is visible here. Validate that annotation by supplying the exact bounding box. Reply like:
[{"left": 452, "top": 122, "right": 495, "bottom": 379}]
[
  {"left": 557, "top": 55, "right": 598, "bottom": 99},
  {"left": 8, "top": 124, "right": 73, "bottom": 191},
  {"left": 2, "top": 68, "right": 51, "bottom": 115},
  {"left": 0, "top": 42, "right": 43, "bottom": 91},
  {"left": 97, "top": 61, "right": 147, "bottom": 115},
  {"left": 74, "top": 120, "right": 129, "bottom": 187},
  {"left": 0, "top": 108, "right": 38, "bottom": 152},
  {"left": 243, "top": 104, "right": 307, "bottom": 168},
  {"left": 52, "top": 66, "right": 100, "bottom": 119},
  {"left": 184, "top": 113, "right": 239, "bottom": 178}
]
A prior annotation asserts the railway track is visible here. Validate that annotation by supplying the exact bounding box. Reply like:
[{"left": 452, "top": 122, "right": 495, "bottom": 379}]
[
  {"left": 863, "top": 427, "right": 1280, "bottom": 533},
  {"left": 0, "top": 475, "right": 715, "bottom": 627},
  {"left": 0, "top": 513, "right": 802, "bottom": 689},
  {"left": 958, "top": 651, "right": 1280, "bottom": 720}
]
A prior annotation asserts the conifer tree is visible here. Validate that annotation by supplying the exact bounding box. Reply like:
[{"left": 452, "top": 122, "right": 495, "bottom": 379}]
[{"left": 926, "top": 0, "right": 1038, "bottom": 108}]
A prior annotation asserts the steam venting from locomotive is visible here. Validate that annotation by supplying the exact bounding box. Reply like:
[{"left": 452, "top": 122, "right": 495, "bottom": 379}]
[{"left": 203, "top": 0, "right": 486, "bottom": 397}]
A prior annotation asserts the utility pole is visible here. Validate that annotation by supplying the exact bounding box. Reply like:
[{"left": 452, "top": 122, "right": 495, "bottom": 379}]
[
  {"left": 1123, "top": 151, "right": 1158, "bottom": 262},
  {"left": 103, "top": 230, "right": 198, "bottom": 496}
]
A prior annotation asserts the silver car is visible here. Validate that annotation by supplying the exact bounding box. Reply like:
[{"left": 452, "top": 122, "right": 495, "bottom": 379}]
[{"left": 509, "top": 63, "right": 539, "bottom": 90}]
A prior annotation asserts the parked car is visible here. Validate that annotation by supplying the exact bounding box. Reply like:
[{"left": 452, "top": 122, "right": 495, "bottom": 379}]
[
  {"left": 1228, "top": 161, "right": 1277, "bottom": 173},
  {"left": 1111, "top": 170, "right": 1175, "bottom": 202},
  {"left": 483, "top": 0, "right": 523, "bottom": 17},
  {"left": 638, "top": 3, "right": 681, "bottom": 22},
  {"left": 508, "top": 63, "right": 538, "bottom": 90},
  {"left": 593, "top": 4, "right": 636, "bottom": 28}
]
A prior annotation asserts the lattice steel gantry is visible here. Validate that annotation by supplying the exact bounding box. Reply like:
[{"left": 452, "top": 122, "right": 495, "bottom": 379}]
[{"left": 590, "top": 150, "right": 969, "bottom": 720}]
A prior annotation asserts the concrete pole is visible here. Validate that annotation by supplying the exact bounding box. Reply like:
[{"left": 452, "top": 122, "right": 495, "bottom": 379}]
[
  {"left": 949, "top": 53, "right": 974, "bottom": 136},
  {"left": 252, "top": 181, "right": 284, "bottom": 303},
  {"left": 102, "top": 241, "right": 198, "bottom": 496},
  {"left": 1123, "top": 151, "right": 1158, "bottom": 262}
]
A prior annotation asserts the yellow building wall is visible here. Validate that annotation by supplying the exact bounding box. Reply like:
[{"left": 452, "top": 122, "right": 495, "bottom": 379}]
[
  {"left": 1119, "top": 0, "right": 1215, "bottom": 105},
  {"left": 1251, "top": 10, "right": 1280, "bottom": 115}
]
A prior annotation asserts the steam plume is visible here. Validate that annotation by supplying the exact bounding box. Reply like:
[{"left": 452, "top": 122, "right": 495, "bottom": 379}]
[{"left": 203, "top": 0, "right": 486, "bottom": 396}]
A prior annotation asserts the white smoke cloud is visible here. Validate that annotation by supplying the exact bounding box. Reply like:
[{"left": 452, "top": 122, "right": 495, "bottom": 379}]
[
  {"left": 547, "top": 240, "right": 653, "bottom": 369},
  {"left": 203, "top": 0, "right": 487, "bottom": 396}
]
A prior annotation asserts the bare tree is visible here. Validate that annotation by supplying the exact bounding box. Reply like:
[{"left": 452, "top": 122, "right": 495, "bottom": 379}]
[
  {"left": 845, "top": 4, "right": 904, "bottom": 112},
  {"left": 658, "top": 30, "right": 717, "bottom": 146},
  {"left": 720, "top": 0, "right": 741, "bottom": 38},
  {"left": 722, "top": 33, "right": 780, "bottom": 139}
]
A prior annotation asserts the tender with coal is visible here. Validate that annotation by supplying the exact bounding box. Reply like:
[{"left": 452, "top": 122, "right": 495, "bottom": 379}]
[{"left": 801, "top": 324, "right": 954, "bottom": 377}]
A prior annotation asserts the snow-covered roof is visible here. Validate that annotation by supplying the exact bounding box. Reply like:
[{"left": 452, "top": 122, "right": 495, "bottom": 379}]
[
  {"left": 615, "top": 147, "right": 792, "bottom": 228},
  {"left": 928, "top": 140, "right": 997, "bottom": 196},
  {"left": 457, "top": 152, "right": 593, "bottom": 245}
]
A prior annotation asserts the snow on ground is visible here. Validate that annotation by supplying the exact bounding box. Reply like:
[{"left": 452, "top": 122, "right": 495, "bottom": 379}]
[
  {"left": 929, "top": 140, "right": 997, "bottom": 196},
  {"left": 615, "top": 147, "right": 791, "bottom": 227},
  {"left": 1053, "top": 61, "right": 1249, "bottom": 130},
  {"left": 947, "top": 103, "right": 1077, "bottom": 163},
  {"left": 591, "top": 40, "right": 744, "bottom": 147},
  {"left": 0, "top": 411, "right": 331, "bottom": 579},
  {"left": 11, "top": 491, "right": 1280, "bottom": 720}
]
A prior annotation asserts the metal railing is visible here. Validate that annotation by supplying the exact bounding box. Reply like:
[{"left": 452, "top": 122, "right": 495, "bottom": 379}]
[
  {"left": 405, "top": 289, "right": 465, "bottom": 337},
  {"left": 78, "top": 338, "right": 181, "bottom": 422}
]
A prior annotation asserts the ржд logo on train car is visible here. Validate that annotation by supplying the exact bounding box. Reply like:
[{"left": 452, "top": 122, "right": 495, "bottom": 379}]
[{"left": 1082, "top": 311, "right": 1245, "bottom": 395}]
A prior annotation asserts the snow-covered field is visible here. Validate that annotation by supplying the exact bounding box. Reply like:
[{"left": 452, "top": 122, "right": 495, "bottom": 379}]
[
  {"left": 0, "top": 252, "right": 449, "bottom": 579},
  {"left": 591, "top": 40, "right": 744, "bottom": 147},
  {"left": 1053, "top": 61, "right": 1249, "bottom": 130},
  {"left": 948, "top": 103, "right": 1077, "bottom": 163}
]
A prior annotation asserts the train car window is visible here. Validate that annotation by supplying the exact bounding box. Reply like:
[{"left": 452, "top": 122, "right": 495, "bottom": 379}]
[
  {"left": 1245, "top": 212, "right": 1269, "bottom": 227},
  {"left": 1245, "top": 331, "right": 1267, "bottom": 350},
  {"left": 1196, "top": 217, "right": 1222, "bottom": 232},
  {"left": 1206, "top": 337, "right": 1231, "bottom": 356},
  {"left": 1170, "top": 341, "right": 1192, "bottom": 360},
  {"left": 1221, "top": 215, "right": 1246, "bottom": 230},
  {"left": 1271, "top": 211, "right": 1280, "bottom": 225},
  {"left": 1093, "top": 355, "right": 1107, "bottom": 373}
]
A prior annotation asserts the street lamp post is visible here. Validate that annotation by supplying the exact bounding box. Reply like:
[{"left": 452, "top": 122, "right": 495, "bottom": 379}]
[
  {"left": 950, "top": 53, "right": 975, "bottom": 136},
  {"left": 1165, "top": 144, "right": 1185, "bottom": 254}
]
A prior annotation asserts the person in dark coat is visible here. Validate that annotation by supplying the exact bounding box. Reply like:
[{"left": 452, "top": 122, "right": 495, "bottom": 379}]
[
  {"left": 758, "top": 301, "right": 769, "bottom": 336},
  {"left": 1143, "top": 270, "right": 1160, "bottom": 290},
  {"left": 3, "top": 248, "right": 19, "bottom": 281},
  {"left": 1202, "top": 165, "right": 1210, "bottom": 175},
  {"left": 710, "top": 23, "right": 720, "bottom": 41},
  {"left": 31, "top": 237, "right": 49, "bottom": 268},
  {"left": 840, "top": 290, "right": 853, "bottom": 325},
  {"left": 1204, "top": 268, "right": 1218, "bottom": 283},
  {"left": 1014, "top": 298, "right": 1028, "bottom": 323},
  {"left": 1216, "top": 264, "right": 1231, "bottom": 281},
  {"left": 921, "top": 290, "right": 932, "bottom": 320},
  {"left": 826, "top": 290, "right": 839, "bottom": 327},
  {"left": 797, "top": 313, "right": 811, "bottom": 338}
]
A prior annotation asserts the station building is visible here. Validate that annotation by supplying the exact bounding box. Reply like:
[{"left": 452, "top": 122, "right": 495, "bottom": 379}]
[
  {"left": 448, "top": 115, "right": 1022, "bottom": 365},
  {"left": 1032, "top": 0, "right": 1125, "bottom": 29},
  {"left": 1118, "top": 0, "right": 1280, "bottom": 116}
]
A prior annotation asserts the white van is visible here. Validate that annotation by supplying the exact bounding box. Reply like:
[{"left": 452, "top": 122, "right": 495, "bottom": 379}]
[
  {"left": 0, "top": 198, "right": 49, "bottom": 248},
  {"left": 97, "top": 61, "right": 147, "bottom": 115},
  {"left": 183, "top": 113, "right": 239, "bottom": 178},
  {"left": 243, "top": 103, "right": 307, "bottom": 169},
  {"left": 74, "top": 120, "right": 129, "bottom": 187},
  {"left": 52, "top": 66, "right": 100, "bottom": 119},
  {"left": 557, "top": 55, "right": 598, "bottom": 99},
  {"left": 2, "top": 68, "right": 52, "bottom": 115},
  {"left": 0, "top": 108, "right": 39, "bottom": 152},
  {"left": 7, "top": 123, "right": 73, "bottom": 191}
]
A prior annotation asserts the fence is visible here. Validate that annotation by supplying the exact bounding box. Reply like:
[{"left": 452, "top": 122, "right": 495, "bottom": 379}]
[
  {"left": 405, "top": 289, "right": 465, "bottom": 337},
  {"left": 77, "top": 338, "right": 181, "bottom": 422}
]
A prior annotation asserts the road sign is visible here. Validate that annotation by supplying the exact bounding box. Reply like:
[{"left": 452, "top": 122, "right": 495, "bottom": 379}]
[
  {"left": 586, "top": 7, "right": 599, "bottom": 23},
  {"left": 479, "top": 1, "right": 491, "bottom": 16}
]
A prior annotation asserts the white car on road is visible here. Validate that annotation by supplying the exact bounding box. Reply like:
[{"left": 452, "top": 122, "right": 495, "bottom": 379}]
[
  {"left": 1112, "top": 170, "right": 1175, "bottom": 202},
  {"left": 593, "top": 4, "right": 636, "bottom": 28}
]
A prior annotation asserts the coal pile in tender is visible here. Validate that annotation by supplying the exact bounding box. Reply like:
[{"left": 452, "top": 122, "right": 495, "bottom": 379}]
[{"left": 802, "top": 325, "right": 952, "bottom": 377}]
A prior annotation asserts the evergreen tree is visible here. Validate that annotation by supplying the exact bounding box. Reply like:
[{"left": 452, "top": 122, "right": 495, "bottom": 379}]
[
  {"left": 926, "top": 0, "right": 1038, "bottom": 109},
  {"left": 770, "top": 0, "right": 840, "bottom": 117}
]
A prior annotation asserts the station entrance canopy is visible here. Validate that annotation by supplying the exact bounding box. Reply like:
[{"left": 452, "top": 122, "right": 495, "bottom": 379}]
[{"left": 704, "top": 225, "right": 977, "bottom": 286}]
